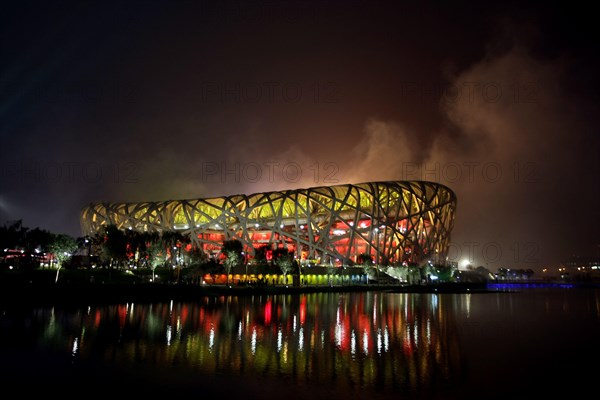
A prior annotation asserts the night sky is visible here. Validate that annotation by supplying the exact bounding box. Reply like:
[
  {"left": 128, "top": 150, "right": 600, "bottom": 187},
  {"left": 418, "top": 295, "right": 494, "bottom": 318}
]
[{"left": 1, "top": 1, "right": 598, "bottom": 272}]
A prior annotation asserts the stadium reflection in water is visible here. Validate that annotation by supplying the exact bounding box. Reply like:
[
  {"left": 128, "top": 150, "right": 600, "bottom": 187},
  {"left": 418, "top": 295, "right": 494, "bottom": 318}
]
[{"left": 17, "top": 292, "right": 463, "bottom": 397}]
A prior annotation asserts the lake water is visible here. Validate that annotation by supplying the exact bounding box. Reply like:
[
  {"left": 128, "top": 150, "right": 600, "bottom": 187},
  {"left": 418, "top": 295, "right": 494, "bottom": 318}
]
[{"left": 1, "top": 286, "right": 599, "bottom": 398}]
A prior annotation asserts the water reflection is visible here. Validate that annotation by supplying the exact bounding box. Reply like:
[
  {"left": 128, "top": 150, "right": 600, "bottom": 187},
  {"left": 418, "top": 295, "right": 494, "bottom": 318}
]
[
  {"left": 5, "top": 289, "right": 600, "bottom": 397},
  {"left": 0, "top": 292, "right": 463, "bottom": 398}
]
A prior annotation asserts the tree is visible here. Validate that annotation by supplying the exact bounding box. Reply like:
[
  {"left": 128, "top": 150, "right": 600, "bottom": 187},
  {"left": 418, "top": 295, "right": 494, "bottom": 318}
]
[
  {"left": 385, "top": 264, "right": 409, "bottom": 283},
  {"left": 147, "top": 240, "right": 166, "bottom": 282},
  {"left": 161, "top": 231, "right": 187, "bottom": 264},
  {"left": 222, "top": 239, "right": 243, "bottom": 286},
  {"left": 100, "top": 225, "right": 128, "bottom": 269},
  {"left": 420, "top": 261, "right": 439, "bottom": 284},
  {"left": 475, "top": 266, "right": 492, "bottom": 281},
  {"left": 435, "top": 264, "right": 455, "bottom": 282},
  {"left": 254, "top": 244, "right": 269, "bottom": 265},
  {"left": 407, "top": 262, "right": 421, "bottom": 285},
  {"left": 496, "top": 267, "right": 508, "bottom": 280},
  {"left": 0, "top": 220, "right": 28, "bottom": 250},
  {"left": 273, "top": 247, "right": 295, "bottom": 285},
  {"left": 23, "top": 227, "right": 53, "bottom": 254},
  {"left": 357, "top": 253, "right": 373, "bottom": 284},
  {"left": 123, "top": 229, "right": 146, "bottom": 268},
  {"left": 524, "top": 268, "right": 534, "bottom": 280},
  {"left": 49, "top": 233, "right": 77, "bottom": 283},
  {"left": 325, "top": 259, "right": 336, "bottom": 286},
  {"left": 185, "top": 244, "right": 207, "bottom": 267}
]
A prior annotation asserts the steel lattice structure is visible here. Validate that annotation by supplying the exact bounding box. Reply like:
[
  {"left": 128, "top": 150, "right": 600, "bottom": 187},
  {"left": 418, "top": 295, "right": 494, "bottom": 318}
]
[{"left": 80, "top": 181, "right": 457, "bottom": 265}]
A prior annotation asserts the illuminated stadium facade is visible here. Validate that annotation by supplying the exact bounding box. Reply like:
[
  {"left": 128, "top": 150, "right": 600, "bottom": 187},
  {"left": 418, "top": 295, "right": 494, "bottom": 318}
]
[{"left": 80, "top": 181, "right": 456, "bottom": 266}]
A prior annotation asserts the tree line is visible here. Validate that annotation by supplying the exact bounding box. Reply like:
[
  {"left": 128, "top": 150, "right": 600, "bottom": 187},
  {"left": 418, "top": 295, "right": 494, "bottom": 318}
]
[{"left": 0, "top": 220, "right": 300, "bottom": 284}]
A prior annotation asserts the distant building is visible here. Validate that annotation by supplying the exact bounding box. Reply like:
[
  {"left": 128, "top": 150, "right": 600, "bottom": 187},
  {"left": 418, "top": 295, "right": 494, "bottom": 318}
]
[
  {"left": 1, "top": 248, "right": 50, "bottom": 269},
  {"left": 559, "top": 256, "right": 600, "bottom": 280}
]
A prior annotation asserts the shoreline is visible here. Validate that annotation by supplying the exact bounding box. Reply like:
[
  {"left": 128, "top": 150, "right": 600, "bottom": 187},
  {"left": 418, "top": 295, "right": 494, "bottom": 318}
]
[
  {"left": 0, "top": 281, "right": 488, "bottom": 305},
  {"left": 1, "top": 280, "right": 595, "bottom": 306}
]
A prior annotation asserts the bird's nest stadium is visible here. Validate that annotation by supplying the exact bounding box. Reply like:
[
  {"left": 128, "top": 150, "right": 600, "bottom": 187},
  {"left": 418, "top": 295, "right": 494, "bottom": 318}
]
[{"left": 80, "top": 181, "right": 456, "bottom": 266}]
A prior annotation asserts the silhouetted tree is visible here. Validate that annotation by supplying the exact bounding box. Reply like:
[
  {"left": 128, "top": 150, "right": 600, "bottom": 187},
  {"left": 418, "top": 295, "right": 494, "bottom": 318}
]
[
  {"left": 100, "top": 225, "right": 128, "bottom": 269},
  {"left": 525, "top": 269, "right": 535, "bottom": 280},
  {"left": 185, "top": 244, "right": 208, "bottom": 267},
  {"left": 222, "top": 239, "right": 243, "bottom": 285},
  {"left": 254, "top": 244, "right": 269, "bottom": 265},
  {"left": 475, "top": 266, "right": 492, "bottom": 281},
  {"left": 23, "top": 227, "right": 53, "bottom": 253},
  {"left": 0, "top": 220, "right": 27, "bottom": 250}
]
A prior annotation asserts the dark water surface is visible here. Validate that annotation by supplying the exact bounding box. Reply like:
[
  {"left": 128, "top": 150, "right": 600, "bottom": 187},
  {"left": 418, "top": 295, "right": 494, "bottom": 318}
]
[{"left": 1, "top": 287, "right": 599, "bottom": 398}]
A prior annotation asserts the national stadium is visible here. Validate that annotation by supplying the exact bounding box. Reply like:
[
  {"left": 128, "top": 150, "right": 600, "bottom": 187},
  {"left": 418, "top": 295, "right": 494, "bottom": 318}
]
[{"left": 80, "top": 181, "right": 456, "bottom": 267}]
